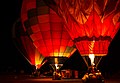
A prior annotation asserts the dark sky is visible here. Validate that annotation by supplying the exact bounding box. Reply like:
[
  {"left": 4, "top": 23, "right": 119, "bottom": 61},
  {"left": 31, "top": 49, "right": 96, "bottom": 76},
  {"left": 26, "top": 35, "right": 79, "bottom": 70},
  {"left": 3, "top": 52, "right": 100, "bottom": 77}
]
[
  {"left": 0, "top": 0, "right": 120, "bottom": 75},
  {"left": 0, "top": 0, "right": 24, "bottom": 71}
]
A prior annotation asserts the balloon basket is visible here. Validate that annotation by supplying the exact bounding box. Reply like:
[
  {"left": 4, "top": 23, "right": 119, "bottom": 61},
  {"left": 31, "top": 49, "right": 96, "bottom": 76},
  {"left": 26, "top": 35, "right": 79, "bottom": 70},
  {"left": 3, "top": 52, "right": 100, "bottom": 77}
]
[
  {"left": 50, "top": 64, "right": 63, "bottom": 80},
  {"left": 82, "top": 65, "right": 104, "bottom": 83}
]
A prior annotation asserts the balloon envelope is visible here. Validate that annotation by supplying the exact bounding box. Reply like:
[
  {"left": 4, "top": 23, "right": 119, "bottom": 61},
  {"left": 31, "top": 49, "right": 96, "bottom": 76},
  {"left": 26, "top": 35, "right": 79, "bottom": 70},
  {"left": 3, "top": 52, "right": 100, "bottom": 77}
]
[
  {"left": 46, "top": 0, "right": 120, "bottom": 56},
  {"left": 21, "top": 0, "right": 76, "bottom": 64},
  {"left": 12, "top": 19, "right": 45, "bottom": 69}
]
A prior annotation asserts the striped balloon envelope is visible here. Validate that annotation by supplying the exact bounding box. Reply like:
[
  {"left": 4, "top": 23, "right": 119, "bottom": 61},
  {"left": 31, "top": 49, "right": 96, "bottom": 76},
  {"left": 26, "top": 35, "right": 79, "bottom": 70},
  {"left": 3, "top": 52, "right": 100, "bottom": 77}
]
[{"left": 21, "top": 0, "right": 76, "bottom": 65}]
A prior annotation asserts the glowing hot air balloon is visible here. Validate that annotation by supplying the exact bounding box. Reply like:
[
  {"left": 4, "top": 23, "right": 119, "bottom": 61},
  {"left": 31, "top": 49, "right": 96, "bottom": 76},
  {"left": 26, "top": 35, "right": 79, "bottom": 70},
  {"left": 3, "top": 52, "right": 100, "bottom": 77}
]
[
  {"left": 21, "top": 0, "right": 76, "bottom": 79},
  {"left": 12, "top": 19, "right": 47, "bottom": 73},
  {"left": 43, "top": 0, "right": 120, "bottom": 80}
]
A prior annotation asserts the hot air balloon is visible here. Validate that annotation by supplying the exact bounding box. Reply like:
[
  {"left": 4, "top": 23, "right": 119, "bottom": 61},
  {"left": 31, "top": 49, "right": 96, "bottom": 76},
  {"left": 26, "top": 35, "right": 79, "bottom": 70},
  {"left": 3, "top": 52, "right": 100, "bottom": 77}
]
[
  {"left": 43, "top": 0, "right": 120, "bottom": 80},
  {"left": 21, "top": 0, "right": 76, "bottom": 79},
  {"left": 12, "top": 19, "right": 47, "bottom": 75}
]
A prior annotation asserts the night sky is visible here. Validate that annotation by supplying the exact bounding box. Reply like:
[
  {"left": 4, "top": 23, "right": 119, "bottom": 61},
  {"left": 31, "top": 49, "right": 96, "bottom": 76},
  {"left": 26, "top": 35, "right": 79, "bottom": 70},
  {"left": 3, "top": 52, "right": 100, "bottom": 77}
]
[{"left": 0, "top": 0, "right": 120, "bottom": 76}]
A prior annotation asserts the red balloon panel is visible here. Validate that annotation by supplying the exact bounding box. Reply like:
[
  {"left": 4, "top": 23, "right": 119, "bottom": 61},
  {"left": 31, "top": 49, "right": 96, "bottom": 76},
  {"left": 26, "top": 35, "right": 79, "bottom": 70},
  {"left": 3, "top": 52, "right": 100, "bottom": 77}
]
[
  {"left": 76, "top": 40, "right": 110, "bottom": 56},
  {"left": 21, "top": 36, "right": 35, "bottom": 64}
]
